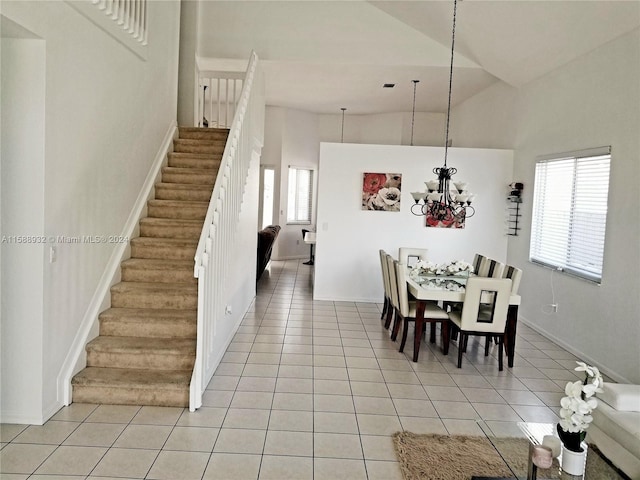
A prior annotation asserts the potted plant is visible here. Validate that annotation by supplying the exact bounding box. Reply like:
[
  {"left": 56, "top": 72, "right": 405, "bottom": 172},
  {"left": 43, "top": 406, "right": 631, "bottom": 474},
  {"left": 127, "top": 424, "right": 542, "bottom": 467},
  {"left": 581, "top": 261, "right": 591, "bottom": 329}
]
[{"left": 557, "top": 361, "right": 604, "bottom": 474}]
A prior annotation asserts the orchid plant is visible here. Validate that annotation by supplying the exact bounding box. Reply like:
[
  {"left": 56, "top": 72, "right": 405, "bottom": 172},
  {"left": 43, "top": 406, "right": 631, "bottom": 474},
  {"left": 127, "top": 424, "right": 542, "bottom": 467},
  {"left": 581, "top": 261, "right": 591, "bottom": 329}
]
[
  {"left": 557, "top": 361, "right": 604, "bottom": 452},
  {"left": 412, "top": 259, "right": 474, "bottom": 277}
]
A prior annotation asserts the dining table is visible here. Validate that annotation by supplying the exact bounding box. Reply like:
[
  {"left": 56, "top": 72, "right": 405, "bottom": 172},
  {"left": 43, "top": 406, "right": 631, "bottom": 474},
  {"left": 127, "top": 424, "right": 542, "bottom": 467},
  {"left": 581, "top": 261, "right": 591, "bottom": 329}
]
[{"left": 405, "top": 273, "right": 521, "bottom": 365}]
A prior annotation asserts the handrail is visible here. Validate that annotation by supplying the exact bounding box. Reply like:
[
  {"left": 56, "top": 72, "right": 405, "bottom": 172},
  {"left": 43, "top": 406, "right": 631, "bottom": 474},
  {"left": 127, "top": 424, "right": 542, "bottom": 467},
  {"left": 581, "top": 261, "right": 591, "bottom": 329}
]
[{"left": 189, "top": 51, "right": 263, "bottom": 411}]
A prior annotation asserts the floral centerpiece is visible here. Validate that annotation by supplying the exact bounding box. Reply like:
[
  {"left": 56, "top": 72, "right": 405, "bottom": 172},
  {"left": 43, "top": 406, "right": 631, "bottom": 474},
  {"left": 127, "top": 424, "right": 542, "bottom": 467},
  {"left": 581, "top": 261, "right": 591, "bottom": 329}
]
[
  {"left": 411, "top": 259, "right": 474, "bottom": 277},
  {"left": 557, "top": 361, "right": 604, "bottom": 452}
]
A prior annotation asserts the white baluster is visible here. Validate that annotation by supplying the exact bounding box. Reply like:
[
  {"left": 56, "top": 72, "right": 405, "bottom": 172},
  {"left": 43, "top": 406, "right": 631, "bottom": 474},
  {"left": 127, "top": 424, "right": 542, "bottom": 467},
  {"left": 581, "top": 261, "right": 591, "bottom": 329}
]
[
  {"left": 132, "top": 0, "right": 140, "bottom": 38},
  {"left": 128, "top": 0, "right": 136, "bottom": 34},
  {"left": 141, "top": 0, "right": 148, "bottom": 44}
]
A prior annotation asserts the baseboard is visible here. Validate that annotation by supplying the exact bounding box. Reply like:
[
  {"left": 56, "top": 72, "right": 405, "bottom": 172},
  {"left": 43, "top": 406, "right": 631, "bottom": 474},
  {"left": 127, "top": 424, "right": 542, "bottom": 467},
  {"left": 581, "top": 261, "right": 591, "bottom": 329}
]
[
  {"left": 55, "top": 121, "right": 178, "bottom": 410},
  {"left": 518, "top": 315, "right": 632, "bottom": 384}
]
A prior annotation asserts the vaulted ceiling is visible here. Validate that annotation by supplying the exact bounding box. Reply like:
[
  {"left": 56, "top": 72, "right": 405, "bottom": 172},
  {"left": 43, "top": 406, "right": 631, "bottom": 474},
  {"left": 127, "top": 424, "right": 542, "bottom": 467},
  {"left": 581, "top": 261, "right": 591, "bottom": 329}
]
[{"left": 196, "top": 1, "right": 640, "bottom": 115}]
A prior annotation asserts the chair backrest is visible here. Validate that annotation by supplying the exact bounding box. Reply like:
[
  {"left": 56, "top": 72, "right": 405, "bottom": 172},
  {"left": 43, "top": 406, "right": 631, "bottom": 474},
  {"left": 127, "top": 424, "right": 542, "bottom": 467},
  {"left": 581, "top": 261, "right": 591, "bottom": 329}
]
[
  {"left": 502, "top": 265, "right": 523, "bottom": 294},
  {"left": 379, "top": 249, "right": 391, "bottom": 298},
  {"left": 459, "top": 277, "right": 512, "bottom": 333},
  {"left": 386, "top": 254, "right": 400, "bottom": 310},
  {"left": 394, "top": 260, "right": 411, "bottom": 317},
  {"left": 478, "top": 257, "right": 505, "bottom": 278},
  {"left": 398, "top": 247, "right": 428, "bottom": 268},
  {"left": 302, "top": 228, "right": 310, "bottom": 240},
  {"left": 472, "top": 254, "right": 485, "bottom": 275}
]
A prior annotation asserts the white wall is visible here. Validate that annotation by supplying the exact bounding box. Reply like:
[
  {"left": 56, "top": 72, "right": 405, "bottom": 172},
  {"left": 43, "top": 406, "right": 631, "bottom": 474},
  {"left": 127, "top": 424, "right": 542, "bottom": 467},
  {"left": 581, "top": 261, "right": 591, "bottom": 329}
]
[
  {"left": 177, "top": 0, "right": 199, "bottom": 126},
  {"left": 450, "top": 28, "right": 640, "bottom": 383},
  {"left": 318, "top": 112, "right": 445, "bottom": 147},
  {"left": 1, "top": 35, "right": 46, "bottom": 424},
  {"left": 0, "top": 0, "right": 181, "bottom": 423},
  {"left": 263, "top": 107, "right": 449, "bottom": 261},
  {"left": 314, "top": 142, "right": 513, "bottom": 302},
  {"left": 262, "top": 107, "right": 320, "bottom": 261}
]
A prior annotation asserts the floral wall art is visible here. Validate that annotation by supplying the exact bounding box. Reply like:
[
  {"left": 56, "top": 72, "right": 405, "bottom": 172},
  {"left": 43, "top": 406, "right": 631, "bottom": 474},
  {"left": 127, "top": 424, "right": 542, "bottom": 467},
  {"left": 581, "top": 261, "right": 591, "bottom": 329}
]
[{"left": 362, "top": 172, "right": 402, "bottom": 212}]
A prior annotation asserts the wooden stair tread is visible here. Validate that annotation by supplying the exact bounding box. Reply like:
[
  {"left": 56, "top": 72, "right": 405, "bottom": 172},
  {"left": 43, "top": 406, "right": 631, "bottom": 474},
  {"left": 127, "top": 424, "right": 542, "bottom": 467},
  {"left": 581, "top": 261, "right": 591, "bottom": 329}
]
[
  {"left": 87, "top": 336, "right": 195, "bottom": 353},
  {"left": 147, "top": 199, "right": 209, "bottom": 208},
  {"left": 174, "top": 138, "right": 226, "bottom": 146},
  {"left": 130, "top": 237, "right": 198, "bottom": 247},
  {"left": 155, "top": 182, "right": 213, "bottom": 191},
  {"left": 168, "top": 152, "right": 222, "bottom": 160},
  {"left": 162, "top": 166, "right": 218, "bottom": 175},
  {"left": 139, "top": 217, "right": 203, "bottom": 226},
  {"left": 111, "top": 281, "right": 197, "bottom": 294},
  {"left": 72, "top": 367, "right": 192, "bottom": 387},
  {"left": 121, "top": 258, "right": 194, "bottom": 270}
]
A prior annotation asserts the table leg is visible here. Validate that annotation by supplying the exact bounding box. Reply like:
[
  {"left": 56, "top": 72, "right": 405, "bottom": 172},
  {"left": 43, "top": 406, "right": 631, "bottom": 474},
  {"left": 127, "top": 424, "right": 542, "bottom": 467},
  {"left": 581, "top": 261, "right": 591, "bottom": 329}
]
[
  {"left": 413, "top": 301, "right": 426, "bottom": 362},
  {"left": 505, "top": 305, "right": 518, "bottom": 368}
]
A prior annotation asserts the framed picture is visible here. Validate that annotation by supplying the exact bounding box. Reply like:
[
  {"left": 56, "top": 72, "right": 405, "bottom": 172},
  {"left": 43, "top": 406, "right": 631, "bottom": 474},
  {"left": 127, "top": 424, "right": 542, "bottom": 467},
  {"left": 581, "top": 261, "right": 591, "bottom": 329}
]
[
  {"left": 426, "top": 205, "right": 466, "bottom": 228},
  {"left": 362, "top": 172, "right": 402, "bottom": 212}
]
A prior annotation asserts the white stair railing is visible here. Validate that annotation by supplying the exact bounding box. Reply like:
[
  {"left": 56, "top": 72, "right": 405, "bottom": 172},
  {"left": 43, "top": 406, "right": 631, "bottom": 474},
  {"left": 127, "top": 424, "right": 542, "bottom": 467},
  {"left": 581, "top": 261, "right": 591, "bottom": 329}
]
[
  {"left": 190, "top": 52, "right": 264, "bottom": 411},
  {"left": 196, "top": 71, "right": 244, "bottom": 129}
]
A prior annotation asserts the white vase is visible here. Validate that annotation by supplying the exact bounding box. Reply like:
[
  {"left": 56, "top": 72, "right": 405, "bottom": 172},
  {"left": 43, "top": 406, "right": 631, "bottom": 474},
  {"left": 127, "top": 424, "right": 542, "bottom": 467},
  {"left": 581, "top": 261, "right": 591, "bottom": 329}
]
[{"left": 561, "top": 445, "right": 587, "bottom": 476}]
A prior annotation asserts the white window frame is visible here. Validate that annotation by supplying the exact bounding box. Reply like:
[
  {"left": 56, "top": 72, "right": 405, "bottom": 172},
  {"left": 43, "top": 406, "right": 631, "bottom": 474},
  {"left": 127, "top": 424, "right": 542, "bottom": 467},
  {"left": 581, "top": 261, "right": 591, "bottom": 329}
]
[
  {"left": 529, "top": 146, "right": 611, "bottom": 284},
  {"left": 287, "top": 166, "right": 313, "bottom": 225}
]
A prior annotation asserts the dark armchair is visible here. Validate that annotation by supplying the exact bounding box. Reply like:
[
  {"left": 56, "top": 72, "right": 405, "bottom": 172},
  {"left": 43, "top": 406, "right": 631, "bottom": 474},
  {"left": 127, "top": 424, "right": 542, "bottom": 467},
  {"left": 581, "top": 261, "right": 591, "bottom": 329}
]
[{"left": 257, "top": 225, "right": 281, "bottom": 280}]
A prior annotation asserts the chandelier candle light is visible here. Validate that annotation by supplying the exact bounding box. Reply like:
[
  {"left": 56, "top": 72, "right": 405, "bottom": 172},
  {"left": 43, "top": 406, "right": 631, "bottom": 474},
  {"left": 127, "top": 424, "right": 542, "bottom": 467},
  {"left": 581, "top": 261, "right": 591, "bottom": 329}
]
[{"left": 411, "top": 0, "right": 475, "bottom": 228}]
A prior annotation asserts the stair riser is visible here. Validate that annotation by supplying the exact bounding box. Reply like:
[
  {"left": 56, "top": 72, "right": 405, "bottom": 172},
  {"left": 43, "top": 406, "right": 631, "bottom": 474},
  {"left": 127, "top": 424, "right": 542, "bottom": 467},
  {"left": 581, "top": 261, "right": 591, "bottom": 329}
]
[
  {"left": 178, "top": 129, "right": 229, "bottom": 141},
  {"left": 139, "top": 223, "right": 202, "bottom": 239},
  {"left": 111, "top": 290, "right": 197, "bottom": 309},
  {"left": 154, "top": 186, "right": 213, "bottom": 202},
  {"left": 72, "top": 385, "right": 188, "bottom": 407},
  {"left": 147, "top": 204, "right": 207, "bottom": 221},
  {"left": 168, "top": 156, "right": 222, "bottom": 169},
  {"left": 162, "top": 172, "right": 216, "bottom": 185},
  {"left": 173, "top": 142, "right": 225, "bottom": 155},
  {"left": 130, "top": 243, "right": 196, "bottom": 260},
  {"left": 121, "top": 266, "right": 196, "bottom": 284},
  {"left": 86, "top": 350, "right": 195, "bottom": 370},
  {"left": 100, "top": 320, "right": 196, "bottom": 339}
]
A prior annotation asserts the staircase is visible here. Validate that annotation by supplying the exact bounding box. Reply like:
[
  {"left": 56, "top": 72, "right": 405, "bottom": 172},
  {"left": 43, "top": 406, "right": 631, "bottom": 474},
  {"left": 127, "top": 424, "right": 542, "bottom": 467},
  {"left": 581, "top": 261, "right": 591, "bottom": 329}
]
[{"left": 71, "top": 127, "right": 228, "bottom": 407}]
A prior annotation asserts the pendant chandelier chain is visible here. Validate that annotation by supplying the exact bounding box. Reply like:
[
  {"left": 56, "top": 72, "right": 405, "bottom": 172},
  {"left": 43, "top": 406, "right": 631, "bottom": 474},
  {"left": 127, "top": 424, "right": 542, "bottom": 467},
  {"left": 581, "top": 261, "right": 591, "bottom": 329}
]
[
  {"left": 443, "top": 0, "right": 458, "bottom": 168},
  {"left": 411, "top": 80, "right": 419, "bottom": 146}
]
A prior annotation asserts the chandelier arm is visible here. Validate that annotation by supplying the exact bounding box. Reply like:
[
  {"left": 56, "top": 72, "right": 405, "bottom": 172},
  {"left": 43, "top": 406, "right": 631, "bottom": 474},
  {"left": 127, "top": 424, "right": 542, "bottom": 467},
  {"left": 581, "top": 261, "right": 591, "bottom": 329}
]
[{"left": 443, "top": 0, "right": 458, "bottom": 168}]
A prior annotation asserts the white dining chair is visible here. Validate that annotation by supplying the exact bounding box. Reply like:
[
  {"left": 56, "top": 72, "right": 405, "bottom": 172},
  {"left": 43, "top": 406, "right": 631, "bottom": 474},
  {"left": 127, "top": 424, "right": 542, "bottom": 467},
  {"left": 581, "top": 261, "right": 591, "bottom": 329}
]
[
  {"left": 393, "top": 260, "right": 449, "bottom": 362},
  {"left": 502, "top": 265, "right": 523, "bottom": 294},
  {"left": 379, "top": 249, "right": 392, "bottom": 327},
  {"left": 472, "top": 253, "right": 485, "bottom": 275},
  {"left": 385, "top": 254, "right": 401, "bottom": 332},
  {"left": 398, "top": 247, "right": 429, "bottom": 268},
  {"left": 478, "top": 257, "right": 505, "bottom": 278},
  {"left": 446, "top": 277, "right": 512, "bottom": 371}
]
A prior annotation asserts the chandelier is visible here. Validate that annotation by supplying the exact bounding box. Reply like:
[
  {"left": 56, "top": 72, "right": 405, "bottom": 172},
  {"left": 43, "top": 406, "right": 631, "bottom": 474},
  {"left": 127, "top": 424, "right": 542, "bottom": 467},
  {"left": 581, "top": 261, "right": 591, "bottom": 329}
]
[{"left": 410, "top": 0, "right": 475, "bottom": 226}]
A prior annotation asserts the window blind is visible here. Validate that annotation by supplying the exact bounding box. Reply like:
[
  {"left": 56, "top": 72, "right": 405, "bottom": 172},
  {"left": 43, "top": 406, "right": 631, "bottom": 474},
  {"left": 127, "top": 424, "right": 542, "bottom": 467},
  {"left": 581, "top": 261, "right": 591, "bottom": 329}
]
[
  {"left": 287, "top": 167, "right": 313, "bottom": 224},
  {"left": 529, "top": 147, "right": 611, "bottom": 283}
]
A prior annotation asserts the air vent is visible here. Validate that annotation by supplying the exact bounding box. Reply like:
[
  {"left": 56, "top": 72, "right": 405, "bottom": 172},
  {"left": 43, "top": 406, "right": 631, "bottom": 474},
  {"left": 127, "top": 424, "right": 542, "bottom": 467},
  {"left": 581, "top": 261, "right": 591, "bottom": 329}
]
[{"left": 383, "top": 83, "right": 395, "bottom": 88}]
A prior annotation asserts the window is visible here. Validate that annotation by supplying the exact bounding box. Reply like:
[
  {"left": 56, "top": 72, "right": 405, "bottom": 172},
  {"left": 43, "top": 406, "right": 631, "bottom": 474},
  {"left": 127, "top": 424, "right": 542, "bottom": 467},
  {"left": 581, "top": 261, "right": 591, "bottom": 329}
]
[
  {"left": 287, "top": 167, "right": 313, "bottom": 224},
  {"left": 529, "top": 147, "right": 611, "bottom": 283},
  {"left": 261, "top": 167, "right": 275, "bottom": 229}
]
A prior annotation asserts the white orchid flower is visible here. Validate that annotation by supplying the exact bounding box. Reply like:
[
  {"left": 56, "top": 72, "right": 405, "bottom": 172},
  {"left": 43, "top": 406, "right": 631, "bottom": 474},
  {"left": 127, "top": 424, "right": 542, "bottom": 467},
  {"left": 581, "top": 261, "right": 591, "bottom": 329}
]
[
  {"left": 582, "top": 382, "right": 603, "bottom": 398},
  {"left": 565, "top": 381, "right": 583, "bottom": 398}
]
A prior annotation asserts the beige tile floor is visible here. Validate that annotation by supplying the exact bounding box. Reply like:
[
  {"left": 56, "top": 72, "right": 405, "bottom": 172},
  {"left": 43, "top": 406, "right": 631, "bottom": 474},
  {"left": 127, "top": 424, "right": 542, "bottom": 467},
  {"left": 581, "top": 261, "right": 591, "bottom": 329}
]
[{"left": 1, "top": 259, "right": 593, "bottom": 479}]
